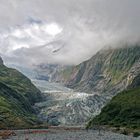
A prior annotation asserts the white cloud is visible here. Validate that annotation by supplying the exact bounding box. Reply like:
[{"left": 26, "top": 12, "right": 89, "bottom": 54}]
[
  {"left": 0, "top": 22, "right": 62, "bottom": 53},
  {"left": 43, "top": 23, "right": 62, "bottom": 36},
  {"left": 0, "top": 0, "right": 140, "bottom": 67}
]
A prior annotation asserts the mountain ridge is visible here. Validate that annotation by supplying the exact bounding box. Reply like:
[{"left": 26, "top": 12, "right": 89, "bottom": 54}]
[
  {"left": 45, "top": 46, "right": 140, "bottom": 125},
  {"left": 0, "top": 56, "right": 3, "bottom": 65},
  {"left": 53, "top": 46, "right": 140, "bottom": 95},
  {"left": 31, "top": 45, "right": 140, "bottom": 126}
]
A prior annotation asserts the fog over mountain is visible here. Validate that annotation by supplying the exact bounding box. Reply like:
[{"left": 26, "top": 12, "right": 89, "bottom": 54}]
[{"left": 0, "top": 0, "right": 140, "bottom": 67}]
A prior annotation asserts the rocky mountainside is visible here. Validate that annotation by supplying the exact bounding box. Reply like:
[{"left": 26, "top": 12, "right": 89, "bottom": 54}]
[
  {"left": 0, "top": 56, "right": 3, "bottom": 65},
  {"left": 54, "top": 46, "right": 140, "bottom": 96},
  {"left": 31, "top": 46, "right": 140, "bottom": 126},
  {"left": 38, "top": 46, "right": 140, "bottom": 125},
  {"left": 0, "top": 57, "right": 42, "bottom": 129}
]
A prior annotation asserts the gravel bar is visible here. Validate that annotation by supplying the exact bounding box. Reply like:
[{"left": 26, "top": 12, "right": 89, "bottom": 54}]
[{"left": 8, "top": 129, "right": 140, "bottom": 140}]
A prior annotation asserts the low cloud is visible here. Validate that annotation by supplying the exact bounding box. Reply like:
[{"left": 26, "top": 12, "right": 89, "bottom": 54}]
[{"left": 0, "top": 0, "right": 140, "bottom": 67}]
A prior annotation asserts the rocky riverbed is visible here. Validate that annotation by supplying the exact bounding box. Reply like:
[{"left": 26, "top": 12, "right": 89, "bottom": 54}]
[{"left": 7, "top": 128, "right": 140, "bottom": 140}]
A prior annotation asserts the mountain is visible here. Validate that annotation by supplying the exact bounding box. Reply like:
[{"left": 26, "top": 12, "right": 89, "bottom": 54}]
[
  {"left": 6, "top": 64, "right": 37, "bottom": 79},
  {"left": 0, "top": 56, "right": 3, "bottom": 65},
  {"left": 45, "top": 45, "right": 140, "bottom": 123},
  {"left": 0, "top": 57, "right": 42, "bottom": 129},
  {"left": 29, "top": 45, "right": 140, "bottom": 126},
  {"left": 8, "top": 45, "right": 140, "bottom": 127},
  {"left": 54, "top": 46, "right": 140, "bottom": 95},
  {"left": 0, "top": 60, "right": 42, "bottom": 104},
  {"left": 33, "top": 64, "right": 68, "bottom": 82},
  {"left": 87, "top": 86, "right": 140, "bottom": 129}
]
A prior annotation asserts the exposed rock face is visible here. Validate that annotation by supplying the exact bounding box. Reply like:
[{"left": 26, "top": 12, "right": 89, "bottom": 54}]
[
  {"left": 39, "top": 46, "right": 140, "bottom": 125},
  {"left": 0, "top": 56, "right": 3, "bottom": 65},
  {"left": 54, "top": 46, "right": 140, "bottom": 96},
  {"left": 34, "top": 46, "right": 140, "bottom": 126}
]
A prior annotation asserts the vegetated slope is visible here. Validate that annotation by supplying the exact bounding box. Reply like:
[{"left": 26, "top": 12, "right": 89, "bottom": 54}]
[
  {"left": 87, "top": 87, "right": 140, "bottom": 129},
  {"left": 0, "top": 82, "right": 40, "bottom": 129},
  {"left": 0, "top": 57, "right": 42, "bottom": 129},
  {"left": 0, "top": 59, "right": 42, "bottom": 104}
]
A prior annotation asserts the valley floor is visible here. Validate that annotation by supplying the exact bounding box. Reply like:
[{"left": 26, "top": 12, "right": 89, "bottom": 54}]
[
  {"left": 32, "top": 79, "right": 107, "bottom": 126},
  {"left": 4, "top": 127, "right": 139, "bottom": 140}
]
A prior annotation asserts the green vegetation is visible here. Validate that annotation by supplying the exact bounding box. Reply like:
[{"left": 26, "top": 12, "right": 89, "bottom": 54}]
[
  {"left": 0, "top": 65, "right": 42, "bottom": 104},
  {"left": 105, "top": 46, "right": 140, "bottom": 84},
  {"left": 60, "top": 66, "right": 76, "bottom": 80},
  {"left": 58, "top": 45, "right": 140, "bottom": 93},
  {"left": 0, "top": 82, "right": 40, "bottom": 129},
  {"left": 59, "top": 64, "right": 82, "bottom": 83},
  {"left": 87, "top": 87, "right": 140, "bottom": 129},
  {"left": 0, "top": 59, "right": 42, "bottom": 129}
]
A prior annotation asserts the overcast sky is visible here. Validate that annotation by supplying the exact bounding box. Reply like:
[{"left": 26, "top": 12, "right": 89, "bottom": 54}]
[{"left": 0, "top": 0, "right": 140, "bottom": 67}]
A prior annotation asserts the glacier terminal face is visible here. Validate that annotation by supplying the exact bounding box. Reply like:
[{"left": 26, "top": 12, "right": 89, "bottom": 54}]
[{"left": 33, "top": 79, "right": 108, "bottom": 126}]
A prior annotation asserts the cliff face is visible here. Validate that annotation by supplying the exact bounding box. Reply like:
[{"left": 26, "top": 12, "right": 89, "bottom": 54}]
[
  {"left": 47, "top": 46, "right": 140, "bottom": 123},
  {"left": 55, "top": 46, "right": 140, "bottom": 96},
  {"left": 0, "top": 57, "right": 42, "bottom": 129},
  {"left": 0, "top": 56, "right": 3, "bottom": 65}
]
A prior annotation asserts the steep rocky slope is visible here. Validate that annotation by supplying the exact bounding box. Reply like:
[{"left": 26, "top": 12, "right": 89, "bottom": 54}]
[
  {"left": 42, "top": 46, "right": 140, "bottom": 125},
  {"left": 54, "top": 46, "right": 140, "bottom": 96},
  {"left": 0, "top": 57, "right": 42, "bottom": 129}
]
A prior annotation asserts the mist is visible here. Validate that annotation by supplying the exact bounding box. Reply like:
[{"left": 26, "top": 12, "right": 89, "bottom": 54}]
[{"left": 0, "top": 0, "right": 140, "bottom": 67}]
